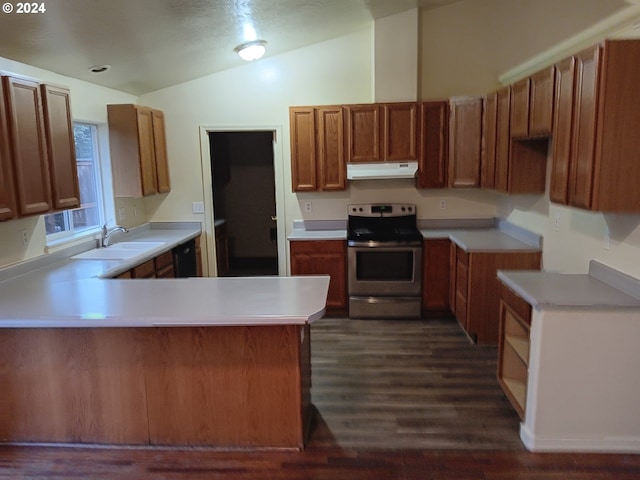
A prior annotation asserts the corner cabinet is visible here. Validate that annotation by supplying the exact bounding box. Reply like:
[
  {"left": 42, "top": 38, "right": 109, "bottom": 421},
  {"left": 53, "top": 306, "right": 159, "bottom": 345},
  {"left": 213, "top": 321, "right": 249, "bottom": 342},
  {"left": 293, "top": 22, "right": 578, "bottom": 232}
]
[
  {"left": 107, "top": 104, "right": 171, "bottom": 198},
  {"left": 451, "top": 244, "right": 541, "bottom": 345},
  {"left": 497, "top": 281, "right": 532, "bottom": 420},
  {"left": 550, "top": 40, "right": 640, "bottom": 212},
  {"left": 289, "top": 106, "right": 345, "bottom": 192},
  {"left": 290, "top": 240, "right": 347, "bottom": 314}
]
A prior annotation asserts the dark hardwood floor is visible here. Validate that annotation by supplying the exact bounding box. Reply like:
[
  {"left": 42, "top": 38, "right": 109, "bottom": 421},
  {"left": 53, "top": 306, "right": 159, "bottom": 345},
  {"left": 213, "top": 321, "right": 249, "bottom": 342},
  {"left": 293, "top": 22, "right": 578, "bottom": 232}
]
[{"left": 1, "top": 316, "right": 638, "bottom": 479}]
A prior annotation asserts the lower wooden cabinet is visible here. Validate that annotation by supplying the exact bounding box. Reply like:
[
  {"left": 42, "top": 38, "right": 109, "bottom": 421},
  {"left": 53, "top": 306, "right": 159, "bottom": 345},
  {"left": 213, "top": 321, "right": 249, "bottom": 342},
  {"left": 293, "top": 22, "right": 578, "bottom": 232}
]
[
  {"left": 154, "top": 250, "right": 174, "bottom": 278},
  {"left": 290, "top": 240, "right": 347, "bottom": 313},
  {"left": 497, "top": 281, "right": 532, "bottom": 420},
  {"left": 452, "top": 245, "right": 540, "bottom": 344},
  {"left": 422, "top": 238, "right": 451, "bottom": 316}
]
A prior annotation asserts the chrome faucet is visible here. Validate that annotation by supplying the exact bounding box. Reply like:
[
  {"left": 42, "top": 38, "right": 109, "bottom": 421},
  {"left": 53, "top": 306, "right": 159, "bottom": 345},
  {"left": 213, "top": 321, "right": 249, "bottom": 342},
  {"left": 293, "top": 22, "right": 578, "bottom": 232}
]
[{"left": 101, "top": 223, "right": 129, "bottom": 248}]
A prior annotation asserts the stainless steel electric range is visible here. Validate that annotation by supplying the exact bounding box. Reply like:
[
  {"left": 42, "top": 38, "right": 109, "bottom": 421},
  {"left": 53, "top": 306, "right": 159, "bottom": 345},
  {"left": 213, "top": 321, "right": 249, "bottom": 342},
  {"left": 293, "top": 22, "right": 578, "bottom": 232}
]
[{"left": 347, "top": 204, "right": 423, "bottom": 319}]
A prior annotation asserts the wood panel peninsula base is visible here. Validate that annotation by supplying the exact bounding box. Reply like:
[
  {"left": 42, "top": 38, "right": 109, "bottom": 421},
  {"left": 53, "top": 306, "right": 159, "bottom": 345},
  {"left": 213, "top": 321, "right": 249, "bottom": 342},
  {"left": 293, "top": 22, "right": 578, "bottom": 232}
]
[{"left": 0, "top": 324, "right": 312, "bottom": 449}]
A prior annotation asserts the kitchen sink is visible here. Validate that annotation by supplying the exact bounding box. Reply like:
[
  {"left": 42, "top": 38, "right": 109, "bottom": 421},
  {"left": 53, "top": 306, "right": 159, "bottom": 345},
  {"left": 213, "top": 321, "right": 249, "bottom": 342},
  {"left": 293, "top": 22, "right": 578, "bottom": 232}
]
[{"left": 71, "top": 241, "right": 166, "bottom": 261}]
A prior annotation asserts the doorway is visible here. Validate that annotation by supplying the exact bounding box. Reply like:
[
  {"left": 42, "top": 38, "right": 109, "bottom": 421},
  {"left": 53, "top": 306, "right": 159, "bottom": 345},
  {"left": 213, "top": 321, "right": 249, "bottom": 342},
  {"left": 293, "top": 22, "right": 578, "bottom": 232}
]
[{"left": 208, "top": 131, "right": 278, "bottom": 276}]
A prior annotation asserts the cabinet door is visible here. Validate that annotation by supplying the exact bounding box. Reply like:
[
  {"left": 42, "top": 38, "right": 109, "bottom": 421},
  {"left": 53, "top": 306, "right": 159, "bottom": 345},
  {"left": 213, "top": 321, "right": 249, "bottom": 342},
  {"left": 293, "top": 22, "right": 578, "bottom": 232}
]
[
  {"left": 290, "top": 240, "right": 347, "bottom": 311},
  {"left": 316, "top": 106, "right": 345, "bottom": 191},
  {"left": 0, "top": 79, "right": 17, "bottom": 221},
  {"left": 345, "top": 105, "right": 381, "bottom": 163},
  {"left": 529, "top": 66, "right": 555, "bottom": 136},
  {"left": 383, "top": 103, "right": 418, "bottom": 161},
  {"left": 569, "top": 45, "right": 601, "bottom": 210},
  {"left": 40, "top": 84, "right": 80, "bottom": 211},
  {"left": 135, "top": 107, "right": 158, "bottom": 197},
  {"left": 3, "top": 76, "right": 51, "bottom": 216},
  {"left": 417, "top": 101, "right": 448, "bottom": 189},
  {"left": 510, "top": 78, "right": 530, "bottom": 138},
  {"left": 422, "top": 239, "right": 451, "bottom": 313},
  {"left": 494, "top": 87, "right": 511, "bottom": 192},
  {"left": 448, "top": 97, "right": 482, "bottom": 188},
  {"left": 550, "top": 57, "right": 576, "bottom": 205},
  {"left": 481, "top": 92, "right": 497, "bottom": 189},
  {"left": 289, "top": 107, "right": 316, "bottom": 191},
  {"left": 151, "top": 109, "right": 171, "bottom": 194}
]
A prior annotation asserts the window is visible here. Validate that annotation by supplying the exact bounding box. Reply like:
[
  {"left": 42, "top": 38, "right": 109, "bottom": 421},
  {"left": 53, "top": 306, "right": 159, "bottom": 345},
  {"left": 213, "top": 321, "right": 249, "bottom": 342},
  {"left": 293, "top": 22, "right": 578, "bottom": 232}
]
[{"left": 45, "top": 123, "right": 105, "bottom": 241}]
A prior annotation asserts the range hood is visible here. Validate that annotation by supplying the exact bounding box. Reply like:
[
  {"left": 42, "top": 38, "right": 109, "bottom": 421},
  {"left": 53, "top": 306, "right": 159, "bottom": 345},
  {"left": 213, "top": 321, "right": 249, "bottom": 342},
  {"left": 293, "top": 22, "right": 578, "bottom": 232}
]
[{"left": 346, "top": 161, "right": 418, "bottom": 180}]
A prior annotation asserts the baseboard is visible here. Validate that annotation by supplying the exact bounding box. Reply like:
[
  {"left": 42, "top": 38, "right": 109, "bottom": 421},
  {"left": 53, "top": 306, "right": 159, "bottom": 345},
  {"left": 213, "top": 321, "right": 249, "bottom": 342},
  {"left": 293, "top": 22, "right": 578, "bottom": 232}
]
[{"left": 520, "top": 423, "right": 640, "bottom": 453}]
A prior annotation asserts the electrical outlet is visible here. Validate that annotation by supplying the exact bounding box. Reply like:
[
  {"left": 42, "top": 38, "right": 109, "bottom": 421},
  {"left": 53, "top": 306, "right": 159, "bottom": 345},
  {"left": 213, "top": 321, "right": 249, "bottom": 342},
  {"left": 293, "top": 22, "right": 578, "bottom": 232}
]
[
  {"left": 118, "top": 207, "right": 126, "bottom": 220},
  {"left": 20, "top": 229, "right": 28, "bottom": 246},
  {"left": 439, "top": 199, "right": 446, "bottom": 210},
  {"left": 304, "top": 201, "right": 312, "bottom": 213},
  {"left": 192, "top": 201, "right": 205, "bottom": 214}
]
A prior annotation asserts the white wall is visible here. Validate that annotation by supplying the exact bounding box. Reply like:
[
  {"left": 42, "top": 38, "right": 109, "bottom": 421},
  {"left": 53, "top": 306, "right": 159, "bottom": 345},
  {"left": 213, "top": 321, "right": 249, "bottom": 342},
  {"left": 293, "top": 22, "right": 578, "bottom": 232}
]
[
  {"left": 374, "top": 8, "right": 419, "bottom": 102},
  {"left": 0, "top": 56, "right": 136, "bottom": 268}
]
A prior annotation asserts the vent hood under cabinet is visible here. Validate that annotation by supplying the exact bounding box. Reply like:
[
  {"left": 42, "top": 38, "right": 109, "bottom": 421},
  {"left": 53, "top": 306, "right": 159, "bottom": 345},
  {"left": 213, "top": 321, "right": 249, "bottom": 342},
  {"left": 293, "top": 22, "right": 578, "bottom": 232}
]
[{"left": 346, "top": 162, "right": 418, "bottom": 180}]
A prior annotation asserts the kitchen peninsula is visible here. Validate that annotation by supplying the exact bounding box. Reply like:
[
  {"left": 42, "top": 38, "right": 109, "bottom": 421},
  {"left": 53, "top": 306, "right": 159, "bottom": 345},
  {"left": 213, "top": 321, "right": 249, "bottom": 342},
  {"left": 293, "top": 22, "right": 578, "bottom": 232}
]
[{"left": 0, "top": 224, "right": 330, "bottom": 450}]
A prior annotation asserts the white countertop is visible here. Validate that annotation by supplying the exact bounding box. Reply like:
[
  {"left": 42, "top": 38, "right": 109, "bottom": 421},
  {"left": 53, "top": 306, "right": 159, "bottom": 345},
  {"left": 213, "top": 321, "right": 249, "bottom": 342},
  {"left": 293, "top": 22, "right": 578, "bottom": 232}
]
[
  {"left": 0, "top": 223, "right": 330, "bottom": 328},
  {"left": 0, "top": 275, "right": 330, "bottom": 328},
  {"left": 498, "top": 266, "right": 640, "bottom": 310}
]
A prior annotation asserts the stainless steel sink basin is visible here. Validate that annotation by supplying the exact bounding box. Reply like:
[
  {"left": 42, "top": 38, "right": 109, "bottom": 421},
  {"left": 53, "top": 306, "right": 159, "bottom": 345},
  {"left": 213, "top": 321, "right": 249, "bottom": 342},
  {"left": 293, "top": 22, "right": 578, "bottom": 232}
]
[{"left": 71, "top": 241, "right": 166, "bottom": 261}]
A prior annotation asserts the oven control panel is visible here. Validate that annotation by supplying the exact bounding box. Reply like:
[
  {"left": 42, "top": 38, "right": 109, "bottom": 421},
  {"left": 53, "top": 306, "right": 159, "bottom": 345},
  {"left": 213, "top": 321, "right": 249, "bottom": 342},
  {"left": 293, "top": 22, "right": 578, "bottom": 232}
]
[{"left": 348, "top": 204, "right": 415, "bottom": 217}]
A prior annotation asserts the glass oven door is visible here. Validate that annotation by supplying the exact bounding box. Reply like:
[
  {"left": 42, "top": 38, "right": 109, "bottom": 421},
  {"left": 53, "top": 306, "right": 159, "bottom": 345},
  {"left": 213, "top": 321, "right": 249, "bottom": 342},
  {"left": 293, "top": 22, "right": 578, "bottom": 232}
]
[{"left": 348, "top": 244, "right": 422, "bottom": 296}]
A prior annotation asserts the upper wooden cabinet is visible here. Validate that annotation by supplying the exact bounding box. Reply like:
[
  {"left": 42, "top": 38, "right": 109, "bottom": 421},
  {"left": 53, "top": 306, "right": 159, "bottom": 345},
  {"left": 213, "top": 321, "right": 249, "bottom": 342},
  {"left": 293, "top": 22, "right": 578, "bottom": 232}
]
[
  {"left": 417, "top": 101, "right": 448, "bottom": 189},
  {"left": 344, "top": 104, "right": 381, "bottom": 163},
  {"left": 510, "top": 67, "right": 554, "bottom": 139},
  {"left": 0, "top": 78, "right": 17, "bottom": 221},
  {"left": 549, "top": 57, "right": 576, "bottom": 205},
  {"left": 2, "top": 75, "right": 52, "bottom": 217},
  {"left": 509, "top": 78, "right": 530, "bottom": 139},
  {"left": 481, "top": 92, "right": 497, "bottom": 189},
  {"left": 382, "top": 102, "right": 419, "bottom": 161},
  {"left": 150, "top": 109, "right": 171, "bottom": 194},
  {"left": 107, "top": 104, "right": 171, "bottom": 198},
  {"left": 448, "top": 97, "right": 482, "bottom": 188},
  {"left": 289, "top": 106, "right": 346, "bottom": 192},
  {"left": 344, "top": 102, "right": 418, "bottom": 164},
  {"left": 551, "top": 40, "right": 640, "bottom": 212},
  {"left": 494, "top": 87, "right": 511, "bottom": 192},
  {"left": 528, "top": 67, "right": 555, "bottom": 137},
  {"left": 41, "top": 84, "right": 80, "bottom": 211}
]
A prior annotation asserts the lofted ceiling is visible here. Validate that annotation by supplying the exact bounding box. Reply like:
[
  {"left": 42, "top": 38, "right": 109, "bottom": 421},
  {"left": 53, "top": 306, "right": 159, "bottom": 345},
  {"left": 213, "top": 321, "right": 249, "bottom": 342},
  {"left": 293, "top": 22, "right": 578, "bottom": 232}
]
[{"left": 0, "top": 0, "right": 461, "bottom": 95}]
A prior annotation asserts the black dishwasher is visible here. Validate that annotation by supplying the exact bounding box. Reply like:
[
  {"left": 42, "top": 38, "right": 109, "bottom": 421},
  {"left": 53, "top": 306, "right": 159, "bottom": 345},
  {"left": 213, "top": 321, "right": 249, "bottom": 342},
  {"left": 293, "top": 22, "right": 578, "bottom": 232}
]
[{"left": 173, "top": 239, "right": 197, "bottom": 277}]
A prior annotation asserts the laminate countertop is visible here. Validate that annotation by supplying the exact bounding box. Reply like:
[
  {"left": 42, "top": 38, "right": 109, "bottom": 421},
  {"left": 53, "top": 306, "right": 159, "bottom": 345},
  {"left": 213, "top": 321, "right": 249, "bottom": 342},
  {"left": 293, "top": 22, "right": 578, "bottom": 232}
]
[
  {"left": 498, "top": 261, "right": 640, "bottom": 310},
  {"left": 0, "top": 223, "right": 330, "bottom": 328},
  {"left": 288, "top": 218, "right": 542, "bottom": 253}
]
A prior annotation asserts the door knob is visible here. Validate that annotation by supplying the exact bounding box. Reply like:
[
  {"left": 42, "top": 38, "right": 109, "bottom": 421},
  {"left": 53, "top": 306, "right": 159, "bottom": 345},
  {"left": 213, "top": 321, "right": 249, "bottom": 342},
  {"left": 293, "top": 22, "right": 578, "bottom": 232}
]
[{"left": 271, "top": 216, "right": 277, "bottom": 221}]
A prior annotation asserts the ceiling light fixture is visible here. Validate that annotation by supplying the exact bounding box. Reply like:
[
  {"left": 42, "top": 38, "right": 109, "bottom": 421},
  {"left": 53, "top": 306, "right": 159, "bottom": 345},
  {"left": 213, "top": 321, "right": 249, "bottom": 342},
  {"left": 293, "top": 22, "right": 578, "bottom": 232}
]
[{"left": 234, "top": 40, "right": 267, "bottom": 62}]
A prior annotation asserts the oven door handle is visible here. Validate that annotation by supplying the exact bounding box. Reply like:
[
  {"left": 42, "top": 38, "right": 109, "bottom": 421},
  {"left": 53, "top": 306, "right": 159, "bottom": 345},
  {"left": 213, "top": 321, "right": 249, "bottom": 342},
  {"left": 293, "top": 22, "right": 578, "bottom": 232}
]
[{"left": 347, "top": 240, "right": 422, "bottom": 248}]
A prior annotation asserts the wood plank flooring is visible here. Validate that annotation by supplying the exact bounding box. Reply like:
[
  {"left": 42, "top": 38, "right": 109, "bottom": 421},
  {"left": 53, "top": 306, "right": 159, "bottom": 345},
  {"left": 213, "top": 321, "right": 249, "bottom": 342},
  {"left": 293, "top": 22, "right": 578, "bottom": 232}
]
[
  {"left": 308, "top": 317, "right": 522, "bottom": 450},
  {"left": 1, "top": 316, "right": 639, "bottom": 479}
]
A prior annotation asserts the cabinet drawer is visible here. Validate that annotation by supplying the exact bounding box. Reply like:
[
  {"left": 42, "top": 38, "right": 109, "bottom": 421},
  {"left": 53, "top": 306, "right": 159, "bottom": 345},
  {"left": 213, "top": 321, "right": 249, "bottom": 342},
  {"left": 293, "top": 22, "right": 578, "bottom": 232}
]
[
  {"left": 156, "top": 264, "right": 174, "bottom": 278},
  {"left": 131, "top": 259, "right": 156, "bottom": 278},
  {"left": 154, "top": 250, "right": 173, "bottom": 270}
]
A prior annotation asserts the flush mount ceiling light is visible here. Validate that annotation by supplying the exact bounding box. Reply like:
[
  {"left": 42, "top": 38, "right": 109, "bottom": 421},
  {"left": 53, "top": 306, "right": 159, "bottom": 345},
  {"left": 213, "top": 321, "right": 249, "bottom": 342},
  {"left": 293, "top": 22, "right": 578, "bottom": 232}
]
[
  {"left": 88, "top": 64, "right": 111, "bottom": 73},
  {"left": 234, "top": 40, "right": 267, "bottom": 61}
]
